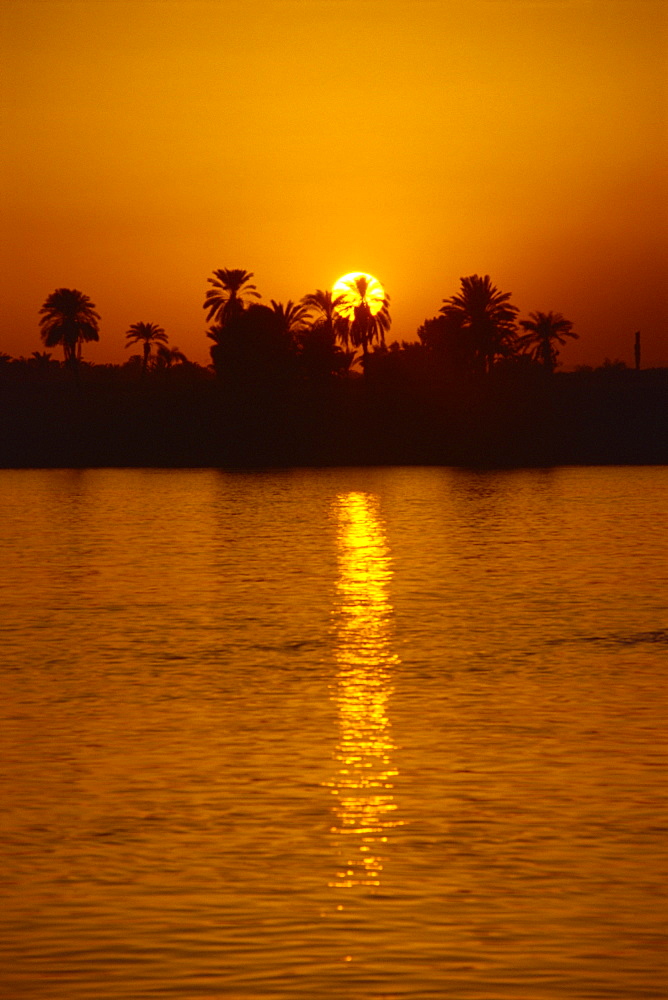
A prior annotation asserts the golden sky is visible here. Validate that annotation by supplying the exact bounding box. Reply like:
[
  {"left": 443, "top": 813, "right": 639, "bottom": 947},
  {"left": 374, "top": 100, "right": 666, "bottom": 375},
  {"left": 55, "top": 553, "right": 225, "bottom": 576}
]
[{"left": 2, "top": 0, "right": 666, "bottom": 367}]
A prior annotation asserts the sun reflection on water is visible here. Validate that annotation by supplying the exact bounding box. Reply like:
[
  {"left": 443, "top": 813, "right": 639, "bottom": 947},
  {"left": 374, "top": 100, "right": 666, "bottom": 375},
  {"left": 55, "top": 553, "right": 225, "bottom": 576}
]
[{"left": 328, "top": 492, "right": 401, "bottom": 890}]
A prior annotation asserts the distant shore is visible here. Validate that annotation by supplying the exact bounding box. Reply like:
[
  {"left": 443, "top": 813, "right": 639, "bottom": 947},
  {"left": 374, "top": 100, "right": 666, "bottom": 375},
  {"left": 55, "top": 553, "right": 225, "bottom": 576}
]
[{"left": 2, "top": 365, "right": 666, "bottom": 469}]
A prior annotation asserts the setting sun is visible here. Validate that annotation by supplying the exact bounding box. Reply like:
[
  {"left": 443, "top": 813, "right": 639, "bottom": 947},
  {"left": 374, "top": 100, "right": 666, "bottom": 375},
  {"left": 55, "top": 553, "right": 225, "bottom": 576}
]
[{"left": 332, "top": 273, "right": 387, "bottom": 320}]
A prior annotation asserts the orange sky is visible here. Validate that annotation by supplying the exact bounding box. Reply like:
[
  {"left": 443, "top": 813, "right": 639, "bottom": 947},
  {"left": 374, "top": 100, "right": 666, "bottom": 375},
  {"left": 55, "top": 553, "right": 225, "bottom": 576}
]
[{"left": 2, "top": 0, "right": 666, "bottom": 368}]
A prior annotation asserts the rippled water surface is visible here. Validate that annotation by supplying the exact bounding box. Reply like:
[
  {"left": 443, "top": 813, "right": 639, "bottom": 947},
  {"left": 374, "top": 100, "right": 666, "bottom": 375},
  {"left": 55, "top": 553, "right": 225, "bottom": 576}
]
[{"left": 1, "top": 466, "right": 667, "bottom": 999}]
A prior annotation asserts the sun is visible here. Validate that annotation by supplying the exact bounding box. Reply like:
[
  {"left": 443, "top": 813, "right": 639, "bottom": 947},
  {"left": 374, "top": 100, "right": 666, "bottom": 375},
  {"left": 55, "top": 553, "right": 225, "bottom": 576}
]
[{"left": 332, "top": 272, "right": 386, "bottom": 320}]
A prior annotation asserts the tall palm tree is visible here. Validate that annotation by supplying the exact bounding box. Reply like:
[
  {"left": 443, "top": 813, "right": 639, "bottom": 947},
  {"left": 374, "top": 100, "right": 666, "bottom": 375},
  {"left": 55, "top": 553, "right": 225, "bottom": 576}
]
[
  {"left": 440, "top": 274, "right": 518, "bottom": 374},
  {"left": 518, "top": 311, "right": 577, "bottom": 373},
  {"left": 351, "top": 300, "right": 391, "bottom": 359},
  {"left": 269, "top": 299, "right": 311, "bottom": 340},
  {"left": 39, "top": 288, "right": 100, "bottom": 364},
  {"left": 338, "top": 275, "right": 391, "bottom": 359},
  {"left": 125, "top": 322, "right": 168, "bottom": 372},
  {"left": 203, "top": 268, "right": 260, "bottom": 325}
]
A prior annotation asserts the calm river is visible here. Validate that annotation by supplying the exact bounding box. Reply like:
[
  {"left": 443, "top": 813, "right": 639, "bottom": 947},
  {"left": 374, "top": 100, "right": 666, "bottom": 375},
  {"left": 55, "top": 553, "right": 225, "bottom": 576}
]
[{"left": 1, "top": 466, "right": 666, "bottom": 999}]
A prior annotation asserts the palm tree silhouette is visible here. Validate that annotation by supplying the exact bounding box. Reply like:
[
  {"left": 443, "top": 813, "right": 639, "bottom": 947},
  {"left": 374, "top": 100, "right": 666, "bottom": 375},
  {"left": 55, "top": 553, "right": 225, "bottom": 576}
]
[
  {"left": 440, "top": 275, "right": 518, "bottom": 374},
  {"left": 125, "top": 322, "right": 168, "bottom": 372},
  {"left": 155, "top": 344, "right": 188, "bottom": 370},
  {"left": 518, "top": 311, "right": 577, "bottom": 373},
  {"left": 30, "top": 350, "right": 54, "bottom": 364},
  {"left": 269, "top": 300, "right": 311, "bottom": 340},
  {"left": 296, "top": 290, "right": 355, "bottom": 380},
  {"left": 338, "top": 275, "right": 391, "bottom": 359},
  {"left": 301, "top": 288, "right": 349, "bottom": 346},
  {"left": 39, "top": 288, "right": 100, "bottom": 365},
  {"left": 203, "top": 269, "right": 260, "bottom": 325},
  {"left": 351, "top": 301, "right": 391, "bottom": 359}
]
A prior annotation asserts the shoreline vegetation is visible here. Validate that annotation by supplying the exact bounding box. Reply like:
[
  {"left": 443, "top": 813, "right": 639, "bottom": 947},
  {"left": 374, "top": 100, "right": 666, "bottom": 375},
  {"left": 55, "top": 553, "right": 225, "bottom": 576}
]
[
  {"left": 2, "top": 361, "right": 666, "bottom": 469},
  {"left": 1, "top": 272, "right": 666, "bottom": 468}
]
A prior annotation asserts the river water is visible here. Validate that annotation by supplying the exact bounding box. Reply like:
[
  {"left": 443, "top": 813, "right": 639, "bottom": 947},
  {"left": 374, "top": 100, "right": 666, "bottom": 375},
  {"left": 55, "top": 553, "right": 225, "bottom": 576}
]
[{"left": 1, "top": 466, "right": 666, "bottom": 999}]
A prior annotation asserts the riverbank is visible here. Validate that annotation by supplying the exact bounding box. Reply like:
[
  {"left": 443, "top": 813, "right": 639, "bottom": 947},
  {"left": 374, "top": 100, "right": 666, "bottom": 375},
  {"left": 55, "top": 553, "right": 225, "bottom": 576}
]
[{"left": 2, "top": 365, "right": 666, "bottom": 468}]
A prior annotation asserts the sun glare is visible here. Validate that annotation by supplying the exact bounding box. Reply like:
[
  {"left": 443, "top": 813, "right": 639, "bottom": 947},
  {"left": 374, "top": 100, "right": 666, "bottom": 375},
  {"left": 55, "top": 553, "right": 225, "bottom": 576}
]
[{"left": 332, "top": 272, "right": 386, "bottom": 320}]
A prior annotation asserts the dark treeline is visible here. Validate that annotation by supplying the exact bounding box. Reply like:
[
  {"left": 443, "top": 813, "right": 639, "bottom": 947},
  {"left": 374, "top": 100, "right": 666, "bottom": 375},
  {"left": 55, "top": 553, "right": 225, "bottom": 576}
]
[
  {"left": 2, "top": 355, "right": 667, "bottom": 468},
  {"left": 1, "top": 272, "right": 666, "bottom": 468}
]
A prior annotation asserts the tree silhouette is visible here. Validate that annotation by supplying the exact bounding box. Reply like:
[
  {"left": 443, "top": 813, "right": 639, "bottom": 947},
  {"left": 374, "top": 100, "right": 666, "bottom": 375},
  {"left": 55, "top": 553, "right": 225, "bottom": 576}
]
[
  {"left": 209, "top": 304, "right": 295, "bottom": 386},
  {"left": 298, "top": 326, "right": 355, "bottom": 379},
  {"left": 203, "top": 268, "right": 260, "bottom": 325},
  {"left": 336, "top": 275, "right": 391, "bottom": 360},
  {"left": 155, "top": 344, "right": 188, "bottom": 370},
  {"left": 292, "top": 290, "right": 352, "bottom": 380},
  {"left": 29, "top": 351, "right": 57, "bottom": 370},
  {"left": 440, "top": 274, "right": 518, "bottom": 374},
  {"left": 352, "top": 301, "right": 391, "bottom": 359},
  {"left": 417, "top": 312, "right": 472, "bottom": 371},
  {"left": 125, "top": 322, "right": 168, "bottom": 372},
  {"left": 269, "top": 299, "right": 311, "bottom": 340},
  {"left": 39, "top": 288, "right": 100, "bottom": 365},
  {"left": 301, "top": 289, "right": 349, "bottom": 345},
  {"left": 518, "top": 311, "right": 577, "bottom": 373}
]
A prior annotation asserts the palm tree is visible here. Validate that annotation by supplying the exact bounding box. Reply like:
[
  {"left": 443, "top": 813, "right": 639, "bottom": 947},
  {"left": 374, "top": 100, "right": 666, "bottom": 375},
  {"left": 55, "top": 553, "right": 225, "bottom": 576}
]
[
  {"left": 296, "top": 291, "right": 355, "bottom": 380},
  {"left": 351, "top": 300, "right": 391, "bottom": 358},
  {"left": 125, "top": 322, "right": 168, "bottom": 372},
  {"left": 39, "top": 288, "right": 100, "bottom": 364},
  {"left": 155, "top": 344, "right": 188, "bottom": 369},
  {"left": 301, "top": 288, "right": 349, "bottom": 346},
  {"left": 269, "top": 299, "right": 311, "bottom": 341},
  {"left": 518, "top": 311, "right": 577, "bottom": 373},
  {"left": 440, "top": 274, "right": 518, "bottom": 374},
  {"left": 28, "top": 351, "right": 58, "bottom": 371},
  {"left": 203, "top": 268, "right": 260, "bottom": 325},
  {"left": 338, "top": 274, "right": 391, "bottom": 359}
]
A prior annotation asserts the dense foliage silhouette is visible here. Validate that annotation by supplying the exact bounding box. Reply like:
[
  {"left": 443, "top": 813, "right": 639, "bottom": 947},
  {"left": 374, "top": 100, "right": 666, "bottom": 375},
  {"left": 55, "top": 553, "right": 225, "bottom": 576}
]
[
  {"left": 209, "top": 304, "right": 295, "bottom": 388},
  {"left": 1, "top": 270, "right": 664, "bottom": 467}
]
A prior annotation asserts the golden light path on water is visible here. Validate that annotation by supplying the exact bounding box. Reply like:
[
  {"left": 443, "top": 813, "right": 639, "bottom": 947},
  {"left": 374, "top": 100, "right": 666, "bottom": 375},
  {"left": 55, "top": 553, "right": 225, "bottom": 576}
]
[{"left": 328, "top": 492, "right": 401, "bottom": 891}]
